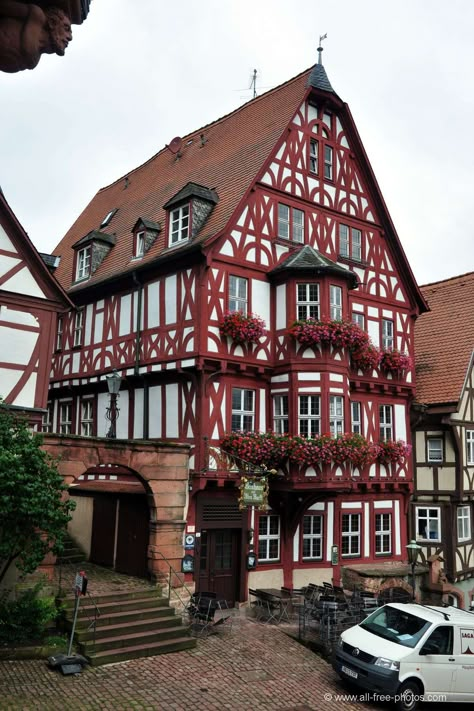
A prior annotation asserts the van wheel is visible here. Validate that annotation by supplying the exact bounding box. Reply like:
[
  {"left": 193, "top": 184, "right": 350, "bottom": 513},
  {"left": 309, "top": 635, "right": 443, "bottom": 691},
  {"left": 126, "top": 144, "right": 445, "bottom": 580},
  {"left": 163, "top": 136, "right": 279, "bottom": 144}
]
[{"left": 395, "top": 680, "right": 422, "bottom": 711}]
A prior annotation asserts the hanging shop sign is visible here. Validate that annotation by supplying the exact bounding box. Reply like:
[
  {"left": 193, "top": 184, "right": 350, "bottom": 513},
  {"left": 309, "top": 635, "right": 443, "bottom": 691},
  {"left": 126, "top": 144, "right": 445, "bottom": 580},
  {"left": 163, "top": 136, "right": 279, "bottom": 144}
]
[
  {"left": 331, "top": 545, "right": 339, "bottom": 566},
  {"left": 238, "top": 476, "right": 269, "bottom": 510},
  {"left": 181, "top": 554, "right": 194, "bottom": 573}
]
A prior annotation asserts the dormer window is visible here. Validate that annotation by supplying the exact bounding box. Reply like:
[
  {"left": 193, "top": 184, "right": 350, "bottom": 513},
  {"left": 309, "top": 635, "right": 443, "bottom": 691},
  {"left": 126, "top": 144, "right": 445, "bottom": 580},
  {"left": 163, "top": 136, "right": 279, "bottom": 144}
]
[
  {"left": 76, "top": 246, "right": 91, "bottom": 280},
  {"left": 170, "top": 204, "right": 190, "bottom": 245},
  {"left": 100, "top": 208, "right": 117, "bottom": 228},
  {"left": 135, "top": 231, "right": 145, "bottom": 258},
  {"left": 131, "top": 217, "right": 161, "bottom": 260}
]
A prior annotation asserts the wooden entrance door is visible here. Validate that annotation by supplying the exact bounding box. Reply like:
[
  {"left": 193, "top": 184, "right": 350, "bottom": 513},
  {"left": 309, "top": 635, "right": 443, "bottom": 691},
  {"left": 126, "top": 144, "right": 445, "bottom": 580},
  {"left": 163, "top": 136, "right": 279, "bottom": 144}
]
[
  {"left": 197, "top": 529, "right": 241, "bottom": 605},
  {"left": 115, "top": 496, "right": 149, "bottom": 578},
  {"left": 90, "top": 496, "right": 116, "bottom": 567}
]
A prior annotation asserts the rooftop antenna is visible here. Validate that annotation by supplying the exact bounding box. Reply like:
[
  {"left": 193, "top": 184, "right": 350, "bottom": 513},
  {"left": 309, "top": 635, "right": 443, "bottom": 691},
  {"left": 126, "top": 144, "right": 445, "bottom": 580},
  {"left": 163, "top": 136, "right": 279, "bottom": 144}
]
[
  {"left": 250, "top": 69, "right": 257, "bottom": 99},
  {"left": 317, "top": 33, "right": 327, "bottom": 64}
]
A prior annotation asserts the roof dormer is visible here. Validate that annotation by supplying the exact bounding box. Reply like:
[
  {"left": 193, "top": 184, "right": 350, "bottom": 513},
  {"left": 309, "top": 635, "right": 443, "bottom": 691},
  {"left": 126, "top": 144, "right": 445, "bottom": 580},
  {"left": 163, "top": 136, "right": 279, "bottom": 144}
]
[
  {"left": 72, "top": 230, "right": 116, "bottom": 283},
  {"left": 163, "top": 182, "right": 218, "bottom": 247},
  {"left": 131, "top": 217, "right": 160, "bottom": 260}
]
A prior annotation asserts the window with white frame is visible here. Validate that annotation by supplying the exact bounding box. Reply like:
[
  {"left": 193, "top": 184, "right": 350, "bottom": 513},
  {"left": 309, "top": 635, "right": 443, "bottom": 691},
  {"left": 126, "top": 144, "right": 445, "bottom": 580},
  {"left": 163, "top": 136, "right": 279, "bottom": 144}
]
[
  {"left": 273, "top": 395, "right": 289, "bottom": 434},
  {"left": 375, "top": 513, "right": 392, "bottom": 554},
  {"left": 352, "top": 312, "right": 365, "bottom": 330},
  {"left": 76, "top": 246, "right": 91, "bottom": 281},
  {"left": 80, "top": 399, "right": 94, "bottom": 437},
  {"left": 339, "top": 225, "right": 362, "bottom": 261},
  {"left": 229, "top": 275, "right": 248, "bottom": 313},
  {"left": 231, "top": 388, "right": 254, "bottom": 431},
  {"left": 258, "top": 514, "right": 280, "bottom": 562},
  {"left": 309, "top": 138, "right": 318, "bottom": 174},
  {"left": 73, "top": 309, "right": 84, "bottom": 348},
  {"left": 324, "top": 145, "right": 333, "bottom": 180},
  {"left": 341, "top": 513, "right": 360, "bottom": 556},
  {"left": 467, "top": 430, "right": 474, "bottom": 465},
  {"left": 169, "top": 204, "right": 190, "bottom": 245},
  {"left": 351, "top": 401, "right": 362, "bottom": 435},
  {"left": 379, "top": 405, "right": 393, "bottom": 440},
  {"left": 330, "top": 285, "right": 342, "bottom": 320},
  {"left": 302, "top": 514, "right": 323, "bottom": 560},
  {"left": 298, "top": 395, "right": 320, "bottom": 437},
  {"left": 59, "top": 401, "right": 72, "bottom": 435},
  {"left": 382, "top": 319, "right": 394, "bottom": 350},
  {"left": 297, "top": 283, "right": 320, "bottom": 320},
  {"left": 330, "top": 396, "right": 344, "bottom": 436},
  {"left": 457, "top": 506, "right": 471, "bottom": 542},
  {"left": 427, "top": 437, "right": 443, "bottom": 463},
  {"left": 416, "top": 507, "right": 441, "bottom": 541},
  {"left": 277, "top": 204, "right": 304, "bottom": 242},
  {"left": 135, "top": 231, "right": 145, "bottom": 258},
  {"left": 41, "top": 402, "right": 54, "bottom": 433},
  {"left": 56, "top": 316, "right": 63, "bottom": 351}
]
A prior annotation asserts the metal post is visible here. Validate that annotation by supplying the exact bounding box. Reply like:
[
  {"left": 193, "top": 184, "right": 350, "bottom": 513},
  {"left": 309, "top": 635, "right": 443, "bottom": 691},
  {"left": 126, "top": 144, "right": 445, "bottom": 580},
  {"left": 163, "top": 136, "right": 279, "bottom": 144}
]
[
  {"left": 411, "top": 562, "right": 416, "bottom": 601},
  {"left": 67, "top": 593, "right": 81, "bottom": 657},
  {"left": 106, "top": 392, "right": 118, "bottom": 438}
]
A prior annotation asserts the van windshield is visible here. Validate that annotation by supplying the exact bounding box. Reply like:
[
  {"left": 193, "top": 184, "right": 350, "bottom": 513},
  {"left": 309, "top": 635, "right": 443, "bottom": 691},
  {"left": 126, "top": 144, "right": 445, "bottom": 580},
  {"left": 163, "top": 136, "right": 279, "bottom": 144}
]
[{"left": 360, "top": 606, "right": 431, "bottom": 648}]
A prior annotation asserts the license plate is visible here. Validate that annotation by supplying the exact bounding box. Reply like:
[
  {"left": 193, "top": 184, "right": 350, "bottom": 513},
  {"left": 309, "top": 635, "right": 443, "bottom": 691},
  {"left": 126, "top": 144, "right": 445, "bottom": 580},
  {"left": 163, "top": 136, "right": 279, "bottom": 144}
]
[{"left": 341, "top": 665, "right": 358, "bottom": 679}]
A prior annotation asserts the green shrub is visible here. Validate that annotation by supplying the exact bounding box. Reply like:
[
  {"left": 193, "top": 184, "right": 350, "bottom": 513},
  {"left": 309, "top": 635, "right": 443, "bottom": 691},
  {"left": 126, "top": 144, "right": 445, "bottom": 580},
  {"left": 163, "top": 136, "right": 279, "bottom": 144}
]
[{"left": 0, "top": 584, "right": 57, "bottom": 645}]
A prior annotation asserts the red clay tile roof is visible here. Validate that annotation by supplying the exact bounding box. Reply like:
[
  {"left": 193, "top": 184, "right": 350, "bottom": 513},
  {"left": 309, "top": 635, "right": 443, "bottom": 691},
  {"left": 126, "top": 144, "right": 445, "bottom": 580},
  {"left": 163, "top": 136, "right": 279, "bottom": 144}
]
[
  {"left": 52, "top": 67, "right": 314, "bottom": 291},
  {"left": 415, "top": 272, "right": 474, "bottom": 406}
]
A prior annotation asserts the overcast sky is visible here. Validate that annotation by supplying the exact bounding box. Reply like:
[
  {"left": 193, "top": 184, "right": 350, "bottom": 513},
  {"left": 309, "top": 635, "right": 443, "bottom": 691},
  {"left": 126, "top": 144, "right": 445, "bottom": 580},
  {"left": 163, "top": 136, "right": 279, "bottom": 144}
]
[{"left": 1, "top": 0, "right": 472, "bottom": 286}]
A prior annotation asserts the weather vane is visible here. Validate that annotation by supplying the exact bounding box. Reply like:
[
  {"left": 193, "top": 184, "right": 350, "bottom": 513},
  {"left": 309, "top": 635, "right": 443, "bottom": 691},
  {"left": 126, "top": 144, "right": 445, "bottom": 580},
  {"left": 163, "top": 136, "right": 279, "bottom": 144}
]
[{"left": 317, "top": 33, "right": 327, "bottom": 64}]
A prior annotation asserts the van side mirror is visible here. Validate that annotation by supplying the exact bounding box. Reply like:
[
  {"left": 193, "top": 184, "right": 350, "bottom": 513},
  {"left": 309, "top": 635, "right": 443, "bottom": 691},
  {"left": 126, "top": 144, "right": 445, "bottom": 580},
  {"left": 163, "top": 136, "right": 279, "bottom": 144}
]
[{"left": 420, "top": 642, "right": 438, "bottom": 655}]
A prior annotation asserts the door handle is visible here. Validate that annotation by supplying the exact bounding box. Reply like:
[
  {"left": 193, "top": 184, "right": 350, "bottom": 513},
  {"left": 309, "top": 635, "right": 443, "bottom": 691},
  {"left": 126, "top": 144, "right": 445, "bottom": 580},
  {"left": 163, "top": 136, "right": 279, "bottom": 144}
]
[{"left": 449, "top": 658, "right": 455, "bottom": 662}]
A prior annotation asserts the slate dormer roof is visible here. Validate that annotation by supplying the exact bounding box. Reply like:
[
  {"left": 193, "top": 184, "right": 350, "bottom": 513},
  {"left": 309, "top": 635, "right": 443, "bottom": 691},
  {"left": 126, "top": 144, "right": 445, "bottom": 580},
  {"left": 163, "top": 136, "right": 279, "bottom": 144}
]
[
  {"left": 132, "top": 217, "right": 161, "bottom": 233},
  {"left": 163, "top": 182, "right": 219, "bottom": 210},
  {"left": 415, "top": 272, "right": 474, "bottom": 407},
  {"left": 269, "top": 244, "right": 358, "bottom": 288},
  {"left": 72, "top": 230, "right": 117, "bottom": 249}
]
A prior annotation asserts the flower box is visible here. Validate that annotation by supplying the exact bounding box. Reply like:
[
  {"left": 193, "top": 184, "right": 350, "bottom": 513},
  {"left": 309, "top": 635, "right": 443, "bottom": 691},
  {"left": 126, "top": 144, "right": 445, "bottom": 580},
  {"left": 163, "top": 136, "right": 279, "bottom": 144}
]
[
  {"left": 219, "top": 311, "right": 266, "bottom": 344},
  {"left": 288, "top": 318, "right": 369, "bottom": 351},
  {"left": 379, "top": 349, "right": 412, "bottom": 374}
]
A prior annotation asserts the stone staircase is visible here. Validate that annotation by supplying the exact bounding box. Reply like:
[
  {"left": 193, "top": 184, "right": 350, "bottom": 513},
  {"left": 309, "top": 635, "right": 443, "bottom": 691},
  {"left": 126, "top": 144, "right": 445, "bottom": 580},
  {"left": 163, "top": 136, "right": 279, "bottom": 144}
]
[
  {"left": 56, "top": 533, "right": 86, "bottom": 565},
  {"left": 61, "top": 587, "right": 196, "bottom": 666}
]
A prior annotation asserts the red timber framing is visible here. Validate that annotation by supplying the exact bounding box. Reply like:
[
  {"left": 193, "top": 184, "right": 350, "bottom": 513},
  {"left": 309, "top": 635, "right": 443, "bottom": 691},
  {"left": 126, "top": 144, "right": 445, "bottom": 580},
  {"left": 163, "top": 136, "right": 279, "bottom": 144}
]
[{"left": 46, "top": 60, "right": 427, "bottom": 601}]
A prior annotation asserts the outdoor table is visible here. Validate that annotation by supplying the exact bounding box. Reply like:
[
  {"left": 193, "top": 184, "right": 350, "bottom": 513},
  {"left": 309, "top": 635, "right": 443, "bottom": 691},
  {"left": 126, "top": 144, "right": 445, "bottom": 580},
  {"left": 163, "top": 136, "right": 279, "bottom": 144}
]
[{"left": 255, "top": 588, "right": 292, "bottom": 623}]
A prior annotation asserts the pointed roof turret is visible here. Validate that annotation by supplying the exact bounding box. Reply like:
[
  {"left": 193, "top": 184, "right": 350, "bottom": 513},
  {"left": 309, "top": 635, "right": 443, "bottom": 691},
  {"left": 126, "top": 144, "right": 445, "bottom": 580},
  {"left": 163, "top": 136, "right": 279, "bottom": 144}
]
[
  {"left": 268, "top": 245, "right": 358, "bottom": 288},
  {"left": 307, "top": 33, "right": 335, "bottom": 93}
]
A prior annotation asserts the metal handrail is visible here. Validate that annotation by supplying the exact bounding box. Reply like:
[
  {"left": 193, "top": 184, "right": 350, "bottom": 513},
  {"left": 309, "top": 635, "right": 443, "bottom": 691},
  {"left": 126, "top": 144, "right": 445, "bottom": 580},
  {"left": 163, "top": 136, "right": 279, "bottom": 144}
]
[
  {"left": 152, "top": 550, "right": 195, "bottom": 615},
  {"left": 56, "top": 560, "right": 101, "bottom": 652}
]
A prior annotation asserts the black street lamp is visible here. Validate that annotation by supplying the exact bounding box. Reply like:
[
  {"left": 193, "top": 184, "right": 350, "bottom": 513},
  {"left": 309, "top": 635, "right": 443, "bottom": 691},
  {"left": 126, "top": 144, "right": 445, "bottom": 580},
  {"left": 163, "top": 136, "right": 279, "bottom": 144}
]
[
  {"left": 406, "top": 539, "right": 422, "bottom": 601},
  {"left": 105, "top": 369, "right": 121, "bottom": 439}
]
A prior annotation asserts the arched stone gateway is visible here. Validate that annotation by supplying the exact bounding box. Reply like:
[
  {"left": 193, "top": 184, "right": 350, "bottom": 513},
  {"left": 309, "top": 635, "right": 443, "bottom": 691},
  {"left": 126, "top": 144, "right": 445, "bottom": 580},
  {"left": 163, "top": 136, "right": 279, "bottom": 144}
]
[{"left": 42, "top": 434, "right": 190, "bottom": 581}]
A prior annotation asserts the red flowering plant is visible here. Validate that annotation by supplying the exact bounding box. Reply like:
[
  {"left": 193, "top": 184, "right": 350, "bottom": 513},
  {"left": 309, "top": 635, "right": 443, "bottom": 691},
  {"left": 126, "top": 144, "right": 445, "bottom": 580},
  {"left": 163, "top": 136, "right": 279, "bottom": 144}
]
[
  {"left": 220, "top": 431, "right": 290, "bottom": 470},
  {"left": 351, "top": 344, "right": 381, "bottom": 373},
  {"left": 219, "top": 311, "right": 266, "bottom": 345},
  {"left": 379, "top": 349, "right": 412, "bottom": 374},
  {"left": 288, "top": 318, "right": 369, "bottom": 352},
  {"left": 375, "top": 440, "right": 412, "bottom": 464}
]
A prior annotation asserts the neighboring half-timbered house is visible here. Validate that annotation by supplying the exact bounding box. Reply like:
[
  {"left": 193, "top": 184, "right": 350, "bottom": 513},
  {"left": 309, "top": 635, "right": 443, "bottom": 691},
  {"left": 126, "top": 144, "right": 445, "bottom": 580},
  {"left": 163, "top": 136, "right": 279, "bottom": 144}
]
[
  {"left": 0, "top": 190, "right": 70, "bottom": 426},
  {"left": 47, "top": 57, "right": 427, "bottom": 603},
  {"left": 413, "top": 272, "right": 474, "bottom": 607}
]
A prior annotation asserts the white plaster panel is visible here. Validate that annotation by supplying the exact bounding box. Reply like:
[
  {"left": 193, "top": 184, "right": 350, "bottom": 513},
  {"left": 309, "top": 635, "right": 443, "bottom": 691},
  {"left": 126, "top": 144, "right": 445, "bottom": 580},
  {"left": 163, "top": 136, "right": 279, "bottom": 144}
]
[
  {"left": 299, "top": 387, "right": 321, "bottom": 393},
  {"left": 147, "top": 281, "right": 160, "bottom": 328},
  {"left": 1, "top": 260, "right": 46, "bottom": 299},
  {"left": 72, "top": 351, "right": 80, "bottom": 373},
  {"left": 368, "top": 319, "right": 379, "bottom": 346},
  {"left": 330, "top": 374, "right": 344, "bottom": 382},
  {"left": 96, "top": 392, "right": 108, "bottom": 437},
  {"left": 133, "top": 389, "right": 144, "bottom": 439},
  {"left": 394, "top": 500, "right": 401, "bottom": 555},
  {"left": 298, "top": 373, "right": 321, "bottom": 381},
  {"left": 276, "top": 285, "right": 286, "bottom": 330},
  {"left": 219, "top": 240, "right": 235, "bottom": 257},
  {"left": 293, "top": 525, "right": 299, "bottom": 562},
  {"left": 119, "top": 294, "right": 131, "bottom": 336},
  {"left": 0, "top": 325, "right": 37, "bottom": 365},
  {"left": 275, "top": 244, "right": 290, "bottom": 260},
  {"left": 259, "top": 389, "right": 266, "bottom": 431},
  {"left": 165, "top": 384, "right": 179, "bottom": 437},
  {"left": 148, "top": 385, "right": 162, "bottom": 438},
  {"left": 326, "top": 502, "right": 334, "bottom": 561},
  {"left": 94, "top": 312, "right": 104, "bottom": 344},
  {"left": 341, "top": 502, "right": 362, "bottom": 509},
  {"left": 115, "top": 390, "right": 128, "bottom": 439},
  {"left": 0, "top": 307, "right": 36, "bottom": 327},
  {"left": 309, "top": 502, "right": 325, "bottom": 511},
  {"left": 252, "top": 280, "right": 270, "bottom": 325},
  {"left": 165, "top": 275, "right": 177, "bottom": 325},
  {"left": 374, "top": 501, "right": 393, "bottom": 509},
  {"left": 181, "top": 359, "right": 195, "bottom": 368},
  {"left": 364, "top": 502, "right": 370, "bottom": 557},
  {"left": 367, "top": 307, "right": 378, "bottom": 318},
  {"left": 271, "top": 374, "right": 289, "bottom": 383},
  {"left": 83, "top": 304, "right": 93, "bottom": 345},
  {"left": 382, "top": 309, "right": 393, "bottom": 318},
  {"left": 237, "top": 207, "right": 248, "bottom": 227},
  {"left": 0, "top": 224, "right": 16, "bottom": 252},
  {"left": 394, "top": 404, "right": 407, "bottom": 440}
]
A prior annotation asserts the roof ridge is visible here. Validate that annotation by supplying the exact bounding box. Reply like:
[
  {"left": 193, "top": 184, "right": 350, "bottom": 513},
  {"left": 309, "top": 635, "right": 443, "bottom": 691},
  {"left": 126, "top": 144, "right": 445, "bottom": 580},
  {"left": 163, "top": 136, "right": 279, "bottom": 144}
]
[
  {"left": 96, "top": 66, "right": 314, "bottom": 195},
  {"left": 420, "top": 270, "right": 474, "bottom": 289}
]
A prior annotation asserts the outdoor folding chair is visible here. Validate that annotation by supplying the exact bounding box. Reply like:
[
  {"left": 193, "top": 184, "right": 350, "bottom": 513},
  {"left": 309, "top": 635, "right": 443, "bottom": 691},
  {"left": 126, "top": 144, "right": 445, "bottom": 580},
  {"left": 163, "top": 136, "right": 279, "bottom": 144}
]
[
  {"left": 258, "top": 591, "right": 281, "bottom": 624},
  {"left": 248, "top": 588, "right": 264, "bottom": 621},
  {"left": 188, "top": 595, "right": 219, "bottom": 637}
]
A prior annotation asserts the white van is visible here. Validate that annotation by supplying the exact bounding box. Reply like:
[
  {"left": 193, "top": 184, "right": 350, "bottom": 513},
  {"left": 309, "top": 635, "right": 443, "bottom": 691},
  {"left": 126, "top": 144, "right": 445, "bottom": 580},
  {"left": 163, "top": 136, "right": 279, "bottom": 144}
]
[{"left": 333, "top": 602, "right": 474, "bottom": 711}]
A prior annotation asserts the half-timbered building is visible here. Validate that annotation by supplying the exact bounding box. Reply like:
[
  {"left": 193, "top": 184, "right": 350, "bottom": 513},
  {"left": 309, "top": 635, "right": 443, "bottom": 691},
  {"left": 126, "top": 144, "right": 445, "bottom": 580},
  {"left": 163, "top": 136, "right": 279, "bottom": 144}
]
[
  {"left": 47, "top": 56, "right": 427, "bottom": 604},
  {"left": 413, "top": 272, "right": 474, "bottom": 608}
]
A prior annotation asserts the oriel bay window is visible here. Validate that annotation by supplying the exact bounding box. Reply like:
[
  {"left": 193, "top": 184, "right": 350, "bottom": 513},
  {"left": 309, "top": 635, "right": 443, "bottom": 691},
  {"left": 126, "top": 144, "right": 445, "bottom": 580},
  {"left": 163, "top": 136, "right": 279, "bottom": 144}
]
[
  {"left": 277, "top": 203, "right": 304, "bottom": 242},
  {"left": 258, "top": 514, "right": 280, "bottom": 562},
  {"left": 273, "top": 395, "right": 289, "bottom": 434},
  {"left": 299, "top": 395, "right": 320, "bottom": 437},
  {"left": 329, "top": 396, "right": 344, "bottom": 436},
  {"left": 302, "top": 514, "right": 323, "bottom": 560},
  {"left": 341, "top": 513, "right": 360, "bottom": 557},
  {"left": 329, "top": 285, "right": 342, "bottom": 320},
  {"left": 229, "top": 275, "right": 248, "bottom": 313},
  {"left": 375, "top": 513, "right": 392, "bottom": 554},
  {"left": 231, "top": 388, "right": 254, "bottom": 431},
  {"left": 382, "top": 318, "right": 394, "bottom": 350},
  {"left": 379, "top": 405, "right": 393, "bottom": 440},
  {"left": 297, "top": 283, "right": 320, "bottom": 320},
  {"left": 351, "top": 401, "right": 362, "bottom": 434}
]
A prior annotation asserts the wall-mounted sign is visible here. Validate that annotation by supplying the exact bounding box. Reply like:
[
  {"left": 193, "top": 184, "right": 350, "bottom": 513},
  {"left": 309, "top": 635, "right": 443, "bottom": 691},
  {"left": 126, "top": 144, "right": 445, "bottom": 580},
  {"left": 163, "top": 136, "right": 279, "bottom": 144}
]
[
  {"left": 239, "top": 476, "right": 269, "bottom": 510},
  {"left": 246, "top": 551, "right": 257, "bottom": 570},
  {"left": 181, "top": 554, "right": 194, "bottom": 573},
  {"left": 184, "top": 534, "right": 195, "bottom": 550},
  {"left": 331, "top": 545, "right": 339, "bottom": 566}
]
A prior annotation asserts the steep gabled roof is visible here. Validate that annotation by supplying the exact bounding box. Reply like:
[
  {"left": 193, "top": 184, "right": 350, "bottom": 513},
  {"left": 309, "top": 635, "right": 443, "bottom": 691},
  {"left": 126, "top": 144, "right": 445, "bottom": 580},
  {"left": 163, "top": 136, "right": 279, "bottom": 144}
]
[{"left": 415, "top": 272, "right": 474, "bottom": 406}]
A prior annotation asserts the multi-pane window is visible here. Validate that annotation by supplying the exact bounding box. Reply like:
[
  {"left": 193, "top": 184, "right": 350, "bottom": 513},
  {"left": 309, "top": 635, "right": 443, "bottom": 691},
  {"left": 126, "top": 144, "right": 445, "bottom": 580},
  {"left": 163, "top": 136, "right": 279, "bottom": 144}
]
[
  {"left": 457, "top": 506, "right": 471, "bottom": 542},
  {"left": 375, "top": 513, "right": 392, "bottom": 554},
  {"left": 73, "top": 309, "right": 84, "bottom": 348},
  {"left": 80, "top": 399, "right": 94, "bottom": 437},
  {"left": 427, "top": 438, "right": 443, "bottom": 463},
  {"left": 277, "top": 204, "right": 304, "bottom": 242},
  {"left": 299, "top": 395, "right": 320, "bottom": 437},
  {"left": 416, "top": 507, "right": 441, "bottom": 541},
  {"left": 231, "top": 388, "right": 254, "bottom": 431},
  {"left": 76, "top": 246, "right": 91, "bottom": 280},
  {"left": 170, "top": 204, "right": 190, "bottom": 244},
  {"left": 324, "top": 145, "right": 333, "bottom": 180},
  {"left": 309, "top": 138, "right": 318, "bottom": 174},
  {"left": 229, "top": 275, "right": 248, "bottom": 313},
  {"left": 258, "top": 514, "right": 280, "bottom": 562},
  {"left": 59, "top": 401, "right": 72, "bottom": 435},
  {"left": 329, "top": 396, "right": 344, "bottom": 436},
  {"left": 41, "top": 402, "right": 54, "bottom": 433},
  {"left": 339, "top": 225, "right": 362, "bottom": 261},
  {"left": 341, "top": 513, "right": 360, "bottom": 556},
  {"left": 135, "top": 231, "right": 145, "bottom": 258},
  {"left": 382, "top": 319, "right": 394, "bottom": 350},
  {"left": 379, "top": 405, "right": 393, "bottom": 440},
  {"left": 351, "top": 401, "right": 362, "bottom": 435},
  {"left": 302, "top": 515, "right": 323, "bottom": 560},
  {"left": 352, "top": 312, "right": 365, "bottom": 330},
  {"left": 273, "top": 395, "right": 289, "bottom": 434},
  {"left": 330, "top": 285, "right": 342, "bottom": 320},
  {"left": 467, "top": 431, "right": 474, "bottom": 465},
  {"left": 297, "top": 283, "right": 320, "bottom": 320},
  {"left": 56, "top": 316, "right": 63, "bottom": 351}
]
